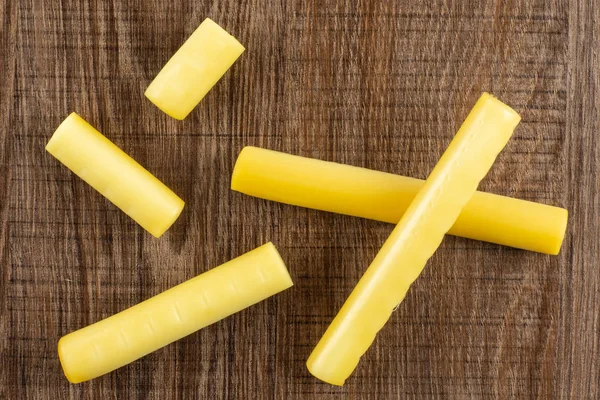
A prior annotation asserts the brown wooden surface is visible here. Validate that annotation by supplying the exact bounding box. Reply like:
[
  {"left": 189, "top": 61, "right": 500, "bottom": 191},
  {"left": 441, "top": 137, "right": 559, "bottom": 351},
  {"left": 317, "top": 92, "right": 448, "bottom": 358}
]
[{"left": 1, "top": 0, "right": 599, "bottom": 398}]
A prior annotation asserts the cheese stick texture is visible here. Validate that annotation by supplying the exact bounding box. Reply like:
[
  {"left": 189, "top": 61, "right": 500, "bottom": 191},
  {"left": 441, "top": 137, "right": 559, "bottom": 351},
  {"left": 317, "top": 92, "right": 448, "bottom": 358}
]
[
  {"left": 46, "top": 113, "right": 184, "bottom": 238},
  {"left": 306, "top": 93, "right": 521, "bottom": 385},
  {"left": 58, "top": 243, "right": 293, "bottom": 384},
  {"left": 232, "top": 147, "right": 567, "bottom": 255},
  {"left": 145, "top": 18, "right": 245, "bottom": 120}
]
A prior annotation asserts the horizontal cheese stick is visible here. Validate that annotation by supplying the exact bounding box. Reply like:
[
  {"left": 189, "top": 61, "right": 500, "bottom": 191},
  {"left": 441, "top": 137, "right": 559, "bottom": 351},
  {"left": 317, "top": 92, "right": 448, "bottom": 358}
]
[
  {"left": 46, "top": 113, "right": 184, "bottom": 237},
  {"left": 306, "top": 93, "right": 521, "bottom": 385},
  {"left": 232, "top": 147, "right": 567, "bottom": 255},
  {"left": 58, "top": 242, "right": 293, "bottom": 383},
  {"left": 145, "top": 18, "right": 245, "bottom": 120}
]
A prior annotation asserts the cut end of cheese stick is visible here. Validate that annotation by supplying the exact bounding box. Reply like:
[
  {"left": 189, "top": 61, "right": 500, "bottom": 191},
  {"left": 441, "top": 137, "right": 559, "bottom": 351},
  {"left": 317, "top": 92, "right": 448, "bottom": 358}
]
[
  {"left": 306, "top": 93, "right": 521, "bottom": 385},
  {"left": 232, "top": 147, "right": 567, "bottom": 255},
  {"left": 58, "top": 242, "right": 293, "bottom": 384},
  {"left": 46, "top": 113, "right": 185, "bottom": 237},
  {"left": 145, "top": 18, "right": 245, "bottom": 120}
]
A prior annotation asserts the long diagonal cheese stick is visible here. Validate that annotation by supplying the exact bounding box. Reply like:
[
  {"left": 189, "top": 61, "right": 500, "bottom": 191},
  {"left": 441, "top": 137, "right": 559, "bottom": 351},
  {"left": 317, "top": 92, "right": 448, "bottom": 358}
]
[
  {"left": 231, "top": 147, "right": 567, "bottom": 255},
  {"left": 58, "top": 243, "right": 293, "bottom": 383},
  {"left": 46, "top": 113, "right": 184, "bottom": 237},
  {"left": 306, "top": 93, "right": 521, "bottom": 385}
]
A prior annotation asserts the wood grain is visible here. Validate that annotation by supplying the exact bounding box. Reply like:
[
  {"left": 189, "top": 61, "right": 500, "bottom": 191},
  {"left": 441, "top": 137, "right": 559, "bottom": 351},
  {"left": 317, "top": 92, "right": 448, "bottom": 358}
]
[{"left": 1, "top": 0, "right": 598, "bottom": 398}]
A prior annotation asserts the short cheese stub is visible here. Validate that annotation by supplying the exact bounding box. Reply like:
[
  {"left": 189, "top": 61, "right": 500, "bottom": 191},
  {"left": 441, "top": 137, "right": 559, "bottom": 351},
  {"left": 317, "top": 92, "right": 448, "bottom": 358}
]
[{"left": 145, "top": 18, "right": 245, "bottom": 120}]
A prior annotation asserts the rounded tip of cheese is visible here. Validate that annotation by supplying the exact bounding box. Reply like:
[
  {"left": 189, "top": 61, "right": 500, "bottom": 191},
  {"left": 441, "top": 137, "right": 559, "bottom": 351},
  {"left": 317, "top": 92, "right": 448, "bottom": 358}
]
[
  {"left": 231, "top": 146, "right": 258, "bottom": 191},
  {"left": 201, "top": 18, "right": 246, "bottom": 52},
  {"left": 46, "top": 112, "right": 84, "bottom": 153},
  {"left": 262, "top": 242, "right": 294, "bottom": 289},
  {"left": 480, "top": 92, "right": 521, "bottom": 124},
  {"left": 549, "top": 207, "right": 569, "bottom": 255},
  {"left": 149, "top": 199, "right": 185, "bottom": 238},
  {"left": 144, "top": 89, "right": 188, "bottom": 120},
  {"left": 306, "top": 359, "right": 345, "bottom": 386},
  {"left": 58, "top": 336, "right": 80, "bottom": 384}
]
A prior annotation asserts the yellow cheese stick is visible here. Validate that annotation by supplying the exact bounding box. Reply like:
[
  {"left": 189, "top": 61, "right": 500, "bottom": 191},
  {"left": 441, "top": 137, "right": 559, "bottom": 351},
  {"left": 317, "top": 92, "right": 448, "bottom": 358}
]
[
  {"left": 232, "top": 147, "right": 567, "bottom": 255},
  {"left": 46, "top": 113, "right": 184, "bottom": 238},
  {"left": 306, "top": 93, "right": 521, "bottom": 385},
  {"left": 145, "top": 18, "right": 245, "bottom": 120},
  {"left": 58, "top": 242, "right": 293, "bottom": 383}
]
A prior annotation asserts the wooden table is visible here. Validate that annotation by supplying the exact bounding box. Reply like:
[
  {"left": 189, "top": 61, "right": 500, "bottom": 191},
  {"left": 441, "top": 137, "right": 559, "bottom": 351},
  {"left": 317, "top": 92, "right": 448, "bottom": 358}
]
[{"left": 2, "top": 1, "right": 598, "bottom": 398}]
